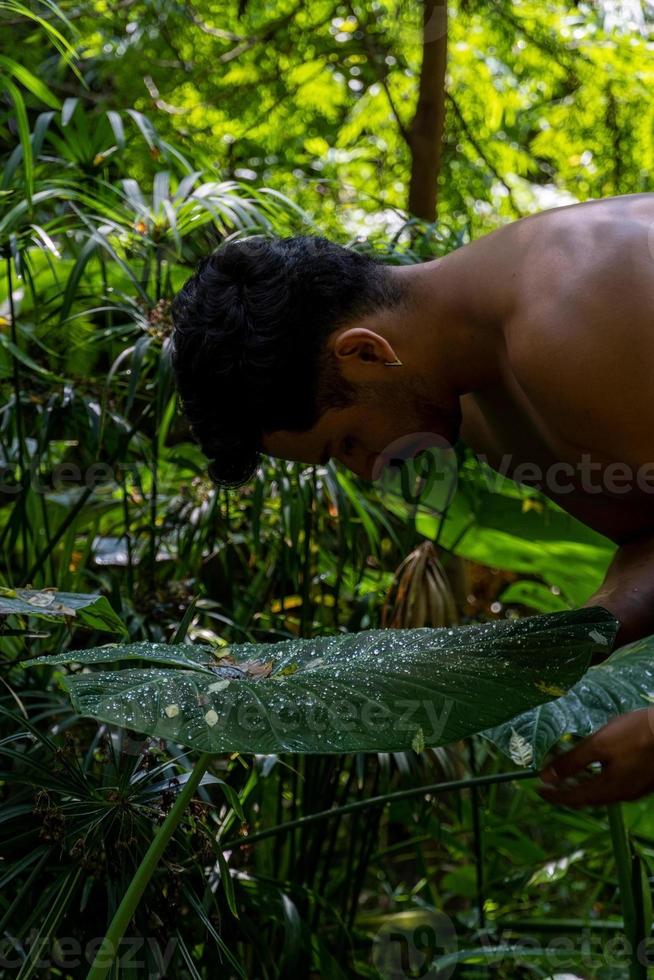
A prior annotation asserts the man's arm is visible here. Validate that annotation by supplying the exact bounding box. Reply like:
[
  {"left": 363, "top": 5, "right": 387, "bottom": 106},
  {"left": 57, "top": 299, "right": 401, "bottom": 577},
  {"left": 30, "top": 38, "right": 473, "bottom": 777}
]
[
  {"left": 585, "top": 531, "right": 654, "bottom": 649},
  {"left": 538, "top": 532, "right": 654, "bottom": 808}
]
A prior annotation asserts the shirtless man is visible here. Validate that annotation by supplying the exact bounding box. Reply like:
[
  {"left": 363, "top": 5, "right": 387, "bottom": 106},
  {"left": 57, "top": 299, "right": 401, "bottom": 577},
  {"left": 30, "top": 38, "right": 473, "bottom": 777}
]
[{"left": 171, "top": 192, "right": 654, "bottom": 808}]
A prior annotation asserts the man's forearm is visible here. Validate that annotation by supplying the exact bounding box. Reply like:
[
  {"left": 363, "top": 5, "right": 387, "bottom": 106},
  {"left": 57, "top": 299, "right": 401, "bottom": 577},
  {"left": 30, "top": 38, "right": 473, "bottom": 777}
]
[{"left": 585, "top": 531, "right": 654, "bottom": 648}]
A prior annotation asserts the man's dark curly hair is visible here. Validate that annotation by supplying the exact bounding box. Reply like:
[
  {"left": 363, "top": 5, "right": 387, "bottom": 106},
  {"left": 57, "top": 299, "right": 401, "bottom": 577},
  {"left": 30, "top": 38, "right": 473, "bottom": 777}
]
[{"left": 171, "top": 235, "right": 405, "bottom": 485}]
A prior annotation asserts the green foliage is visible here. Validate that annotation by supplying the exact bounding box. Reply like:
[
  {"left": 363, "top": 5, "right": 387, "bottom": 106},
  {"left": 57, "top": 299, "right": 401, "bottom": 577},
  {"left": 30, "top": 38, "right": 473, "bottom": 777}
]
[
  {"left": 16, "top": 0, "right": 650, "bottom": 239},
  {"left": 24, "top": 607, "right": 617, "bottom": 753},
  {"left": 2, "top": 0, "right": 654, "bottom": 976},
  {"left": 0, "top": 585, "right": 127, "bottom": 633},
  {"left": 488, "top": 631, "right": 654, "bottom": 767}
]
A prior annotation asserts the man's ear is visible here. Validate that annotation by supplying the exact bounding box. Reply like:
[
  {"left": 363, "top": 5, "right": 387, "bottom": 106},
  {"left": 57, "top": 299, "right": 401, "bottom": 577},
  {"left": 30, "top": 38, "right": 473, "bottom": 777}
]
[{"left": 331, "top": 327, "right": 400, "bottom": 379}]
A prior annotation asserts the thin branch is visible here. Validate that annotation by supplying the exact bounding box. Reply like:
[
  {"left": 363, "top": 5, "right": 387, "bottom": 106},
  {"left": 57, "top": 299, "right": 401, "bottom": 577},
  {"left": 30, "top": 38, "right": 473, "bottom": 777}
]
[
  {"left": 222, "top": 771, "right": 535, "bottom": 850},
  {"left": 184, "top": 2, "right": 243, "bottom": 41},
  {"left": 446, "top": 91, "right": 525, "bottom": 217},
  {"left": 143, "top": 75, "right": 187, "bottom": 115},
  {"left": 489, "top": 0, "right": 591, "bottom": 69},
  {"left": 347, "top": 0, "right": 412, "bottom": 147},
  {"left": 218, "top": 1, "right": 305, "bottom": 65}
]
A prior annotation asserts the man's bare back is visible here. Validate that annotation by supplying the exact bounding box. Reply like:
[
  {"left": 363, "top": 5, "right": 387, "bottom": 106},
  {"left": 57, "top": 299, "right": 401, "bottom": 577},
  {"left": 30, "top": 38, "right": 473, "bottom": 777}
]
[{"left": 457, "top": 193, "right": 654, "bottom": 543}]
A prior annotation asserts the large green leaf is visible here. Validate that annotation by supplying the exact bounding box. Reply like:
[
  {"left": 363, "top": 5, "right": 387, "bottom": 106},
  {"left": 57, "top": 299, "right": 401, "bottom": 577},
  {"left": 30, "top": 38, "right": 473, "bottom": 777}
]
[
  {"left": 0, "top": 587, "right": 127, "bottom": 635},
  {"left": 382, "top": 451, "right": 614, "bottom": 605},
  {"left": 485, "top": 634, "right": 654, "bottom": 768},
  {"left": 23, "top": 608, "right": 617, "bottom": 754}
]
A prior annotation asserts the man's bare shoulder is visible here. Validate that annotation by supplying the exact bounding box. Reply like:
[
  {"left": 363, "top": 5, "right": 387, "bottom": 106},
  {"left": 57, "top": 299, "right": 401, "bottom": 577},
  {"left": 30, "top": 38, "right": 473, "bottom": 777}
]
[
  {"left": 500, "top": 194, "right": 654, "bottom": 464},
  {"left": 503, "top": 193, "right": 654, "bottom": 356},
  {"left": 505, "top": 192, "right": 654, "bottom": 311}
]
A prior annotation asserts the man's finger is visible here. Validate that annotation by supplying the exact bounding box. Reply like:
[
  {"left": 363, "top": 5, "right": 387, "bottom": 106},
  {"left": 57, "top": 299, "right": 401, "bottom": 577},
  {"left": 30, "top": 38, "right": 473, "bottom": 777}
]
[
  {"left": 538, "top": 769, "right": 628, "bottom": 808},
  {"left": 539, "top": 734, "right": 610, "bottom": 784}
]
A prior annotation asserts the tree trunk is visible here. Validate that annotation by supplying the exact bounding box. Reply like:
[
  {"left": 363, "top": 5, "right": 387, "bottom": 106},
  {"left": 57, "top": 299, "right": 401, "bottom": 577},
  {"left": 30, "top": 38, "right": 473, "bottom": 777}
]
[{"left": 407, "top": 0, "right": 448, "bottom": 222}]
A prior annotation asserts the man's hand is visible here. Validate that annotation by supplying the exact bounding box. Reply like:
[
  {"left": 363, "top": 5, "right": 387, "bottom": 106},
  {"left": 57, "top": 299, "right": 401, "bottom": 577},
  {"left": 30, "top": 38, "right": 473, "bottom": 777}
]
[{"left": 538, "top": 708, "right": 654, "bottom": 807}]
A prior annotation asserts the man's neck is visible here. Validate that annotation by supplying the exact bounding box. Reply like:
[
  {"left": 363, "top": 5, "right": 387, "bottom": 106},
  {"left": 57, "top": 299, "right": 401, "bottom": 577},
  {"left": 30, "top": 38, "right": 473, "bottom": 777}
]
[{"left": 390, "top": 253, "right": 507, "bottom": 396}]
